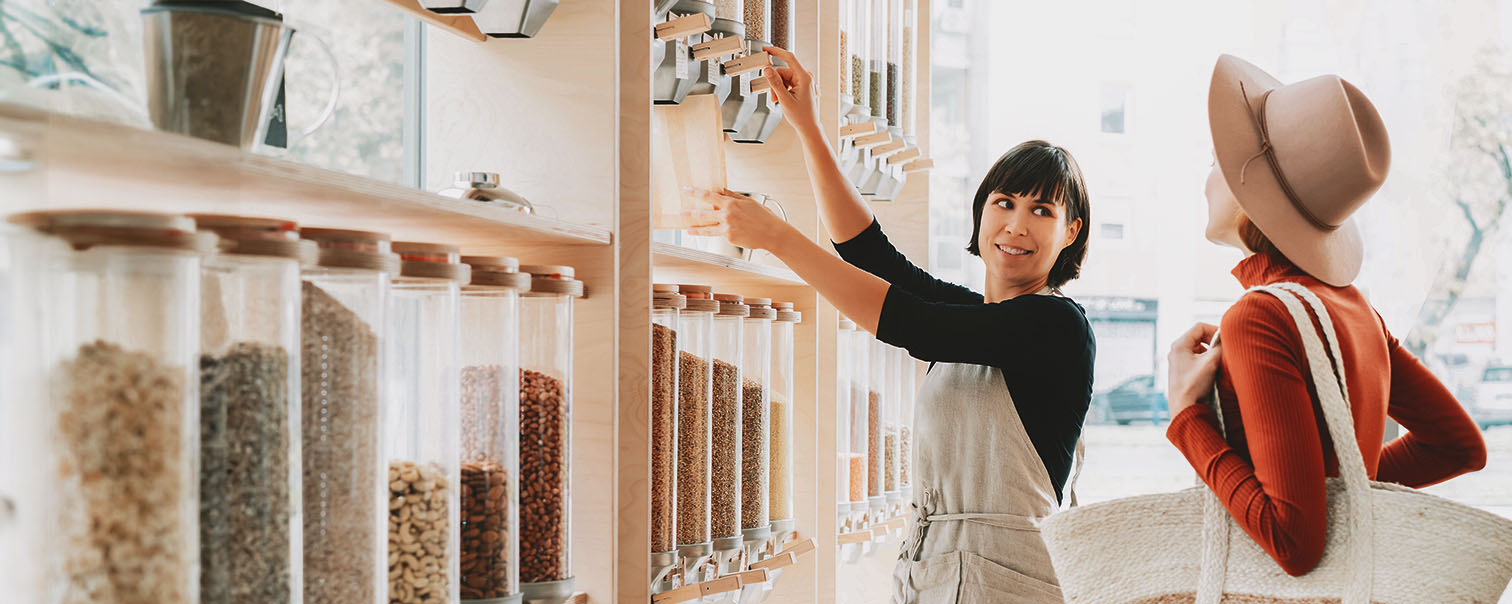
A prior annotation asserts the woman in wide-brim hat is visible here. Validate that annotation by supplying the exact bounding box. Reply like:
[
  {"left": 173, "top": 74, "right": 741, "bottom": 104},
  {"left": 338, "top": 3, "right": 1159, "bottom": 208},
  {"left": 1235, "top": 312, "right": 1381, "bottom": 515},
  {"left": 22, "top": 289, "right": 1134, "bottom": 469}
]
[{"left": 1165, "top": 54, "right": 1488, "bottom": 576}]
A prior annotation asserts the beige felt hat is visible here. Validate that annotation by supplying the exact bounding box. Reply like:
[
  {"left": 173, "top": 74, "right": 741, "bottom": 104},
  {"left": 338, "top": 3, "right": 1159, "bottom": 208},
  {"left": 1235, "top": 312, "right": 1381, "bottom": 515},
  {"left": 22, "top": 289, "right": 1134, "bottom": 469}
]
[{"left": 1209, "top": 54, "right": 1391, "bottom": 286}]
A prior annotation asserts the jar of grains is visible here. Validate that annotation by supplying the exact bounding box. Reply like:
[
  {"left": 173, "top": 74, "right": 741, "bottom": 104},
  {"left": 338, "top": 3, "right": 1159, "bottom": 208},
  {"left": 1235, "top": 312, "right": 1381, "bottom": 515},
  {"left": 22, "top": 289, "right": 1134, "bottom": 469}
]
[
  {"left": 768, "top": 302, "right": 801, "bottom": 544},
  {"left": 709, "top": 293, "right": 749, "bottom": 568},
  {"left": 675, "top": 284, "right": 718, "bottom": 577}
]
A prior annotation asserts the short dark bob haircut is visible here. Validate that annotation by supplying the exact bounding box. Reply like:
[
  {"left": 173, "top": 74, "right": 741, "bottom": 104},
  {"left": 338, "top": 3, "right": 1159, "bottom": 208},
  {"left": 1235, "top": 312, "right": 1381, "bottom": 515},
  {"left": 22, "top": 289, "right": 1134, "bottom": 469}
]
[{"left": 966, "top": 140, "right": 1091, "bottom": 290}]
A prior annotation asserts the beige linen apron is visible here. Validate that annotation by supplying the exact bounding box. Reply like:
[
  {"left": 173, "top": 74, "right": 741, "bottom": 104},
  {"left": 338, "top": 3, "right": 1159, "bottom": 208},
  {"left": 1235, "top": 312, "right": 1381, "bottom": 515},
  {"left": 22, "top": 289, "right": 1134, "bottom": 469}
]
[{"left": 891, "top": 359, "right": 1066, "bottom": 604}]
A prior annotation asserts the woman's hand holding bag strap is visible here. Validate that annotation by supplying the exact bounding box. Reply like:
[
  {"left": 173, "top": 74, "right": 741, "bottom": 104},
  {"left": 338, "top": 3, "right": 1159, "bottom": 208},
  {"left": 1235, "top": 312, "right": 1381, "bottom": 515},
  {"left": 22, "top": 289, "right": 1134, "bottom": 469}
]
[{"left": 1039, "top": 282, "right": 1512, "bottom": 604}]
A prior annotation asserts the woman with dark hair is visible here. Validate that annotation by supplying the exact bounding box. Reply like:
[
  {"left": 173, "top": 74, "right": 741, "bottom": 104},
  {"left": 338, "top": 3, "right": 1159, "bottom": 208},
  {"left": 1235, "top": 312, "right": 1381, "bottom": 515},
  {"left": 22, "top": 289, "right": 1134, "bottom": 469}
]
[
  {"left": 1165, "top": 55, "right": 1486, "bottom": 578},
  {"left": 684, "top": 46, "right": 1095, "bottom": 603}
]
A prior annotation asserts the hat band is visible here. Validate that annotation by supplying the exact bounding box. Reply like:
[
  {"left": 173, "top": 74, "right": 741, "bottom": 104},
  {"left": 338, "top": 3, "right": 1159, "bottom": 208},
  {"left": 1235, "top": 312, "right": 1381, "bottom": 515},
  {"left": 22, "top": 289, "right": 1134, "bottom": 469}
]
[{"left": 1238, "top": 82, "right": 1342, "bottom": 232}]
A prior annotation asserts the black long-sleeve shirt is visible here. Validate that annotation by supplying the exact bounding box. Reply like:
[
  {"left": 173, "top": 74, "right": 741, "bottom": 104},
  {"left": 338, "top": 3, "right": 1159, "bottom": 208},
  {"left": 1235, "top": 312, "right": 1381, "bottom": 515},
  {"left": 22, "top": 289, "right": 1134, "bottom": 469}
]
[{"left": 834, "top": 220, "right": 1096, "bottom": 503}]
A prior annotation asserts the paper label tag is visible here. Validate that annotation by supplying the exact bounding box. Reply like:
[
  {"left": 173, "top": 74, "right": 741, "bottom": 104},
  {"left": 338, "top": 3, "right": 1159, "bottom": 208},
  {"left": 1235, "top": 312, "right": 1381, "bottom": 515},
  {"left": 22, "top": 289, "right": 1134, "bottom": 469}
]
[
  {"left": 675, "top": 38, "right": 690, "bottom": 79},
  {"left": 741, "top": 69, "right": 754, "bottom": 95},
  {"left": 707, "top": 58, "right": 726, "bottom": 87}
]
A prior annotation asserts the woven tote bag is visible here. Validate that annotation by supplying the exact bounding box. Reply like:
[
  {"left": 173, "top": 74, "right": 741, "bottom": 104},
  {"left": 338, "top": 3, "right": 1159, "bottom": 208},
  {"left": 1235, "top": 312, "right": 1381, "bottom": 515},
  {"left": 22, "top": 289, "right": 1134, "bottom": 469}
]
[{"left": 1040, "top": 282, "right": 1512, "bottom": 604}]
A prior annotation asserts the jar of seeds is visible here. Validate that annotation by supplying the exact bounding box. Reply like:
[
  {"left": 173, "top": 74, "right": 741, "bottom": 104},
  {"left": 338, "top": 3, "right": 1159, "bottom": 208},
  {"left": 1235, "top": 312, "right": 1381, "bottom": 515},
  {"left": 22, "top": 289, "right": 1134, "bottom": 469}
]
[
  {"left": 518, "top": 265, "right": 584, "bottom": 604},
  {"left": 674, "top": 284, "right": 718, "bottom": 576},
  {"left": 11, "top": 210, "right": 212, "bottom": 603},
  {"left": 768, "top": 302, "right": 800, "bottom": 542},
  {"left": 740, "top": 298, "right": 774, "bottom": 549},
  {"left": 192, "top": 214, "right": 313, "bottom": 604},
  {"left": 709, "top": 293, "right": 748, "bottom": 566},
  {"left": 457, "top": 255, "right": 530, "bottom": 603},
  {"left": 299, "top": 227, "right": 400, "bottom": 604}
]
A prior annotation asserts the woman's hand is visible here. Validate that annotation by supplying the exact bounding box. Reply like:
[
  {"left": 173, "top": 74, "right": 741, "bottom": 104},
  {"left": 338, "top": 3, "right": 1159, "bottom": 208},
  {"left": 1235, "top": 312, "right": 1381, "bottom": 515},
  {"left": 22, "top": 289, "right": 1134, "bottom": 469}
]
[
  {"left": 1167, "top": 323, "right": 1223, "bottom": 418},
  {"left": 682, "top": 187, "right": 798, "bottom": 252},
  {"left": 763, "top": 46, "right": 821, "bottom": 141}
]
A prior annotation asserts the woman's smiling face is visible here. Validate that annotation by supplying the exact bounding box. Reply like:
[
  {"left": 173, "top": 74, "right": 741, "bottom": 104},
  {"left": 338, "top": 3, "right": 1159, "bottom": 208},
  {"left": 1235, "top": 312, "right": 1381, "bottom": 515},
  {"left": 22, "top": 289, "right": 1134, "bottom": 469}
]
[{"left": 977, "top": 190, "right": 1082, "bottom": 292}]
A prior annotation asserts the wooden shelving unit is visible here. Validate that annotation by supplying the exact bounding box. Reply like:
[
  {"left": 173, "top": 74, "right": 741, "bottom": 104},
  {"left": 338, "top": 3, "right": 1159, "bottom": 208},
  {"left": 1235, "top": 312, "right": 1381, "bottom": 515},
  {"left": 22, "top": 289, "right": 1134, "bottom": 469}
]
[{"left": 0, "top": 1, "right": 930, "bottom": 602}]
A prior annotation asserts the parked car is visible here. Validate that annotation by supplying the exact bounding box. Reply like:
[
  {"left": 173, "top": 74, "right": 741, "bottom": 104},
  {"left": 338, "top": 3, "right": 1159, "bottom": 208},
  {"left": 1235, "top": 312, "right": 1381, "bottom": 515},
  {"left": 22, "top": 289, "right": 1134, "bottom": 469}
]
[
  {"left": 1091, "top": 374, "right": 1169, "bottom": 426},
  {"left": 1465, "top": 364, "right": 1512, "bottom": 429}
]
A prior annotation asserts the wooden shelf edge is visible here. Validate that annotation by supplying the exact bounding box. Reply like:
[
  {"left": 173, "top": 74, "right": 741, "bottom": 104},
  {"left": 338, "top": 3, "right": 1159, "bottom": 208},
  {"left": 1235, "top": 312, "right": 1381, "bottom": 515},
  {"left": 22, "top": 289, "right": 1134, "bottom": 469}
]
[
  {"left": 0, "top": 103, "right": 613, "bottom": 247},
  {"left": 652, "top": 242, "right": 806, "bottom": 286},
  {"left": 381, "top": 0, "right": 490, "bottom": 42}
]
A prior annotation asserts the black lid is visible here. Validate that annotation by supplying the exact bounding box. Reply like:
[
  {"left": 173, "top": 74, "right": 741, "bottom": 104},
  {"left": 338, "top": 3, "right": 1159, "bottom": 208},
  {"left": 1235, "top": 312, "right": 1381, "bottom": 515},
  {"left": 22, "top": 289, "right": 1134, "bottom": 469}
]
[{"left": 144, "top": 1, "right": 283, "bottom": 21}]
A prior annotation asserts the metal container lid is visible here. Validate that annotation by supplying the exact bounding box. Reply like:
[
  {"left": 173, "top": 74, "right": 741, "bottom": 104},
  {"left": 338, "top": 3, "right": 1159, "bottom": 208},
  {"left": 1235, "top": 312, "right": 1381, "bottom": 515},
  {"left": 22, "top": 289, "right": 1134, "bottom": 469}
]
[
  {"left": 11, "top": 209, "right": 215, "bottom": 252},
  {"left": 300, "top": 227, "right": 400, "bottom": 273},
  {"left": 461, "top": 255, "right": 531, "bottom": 290},
  {"left": 522, "top": 264, "right": 585, "bottom": 297}
]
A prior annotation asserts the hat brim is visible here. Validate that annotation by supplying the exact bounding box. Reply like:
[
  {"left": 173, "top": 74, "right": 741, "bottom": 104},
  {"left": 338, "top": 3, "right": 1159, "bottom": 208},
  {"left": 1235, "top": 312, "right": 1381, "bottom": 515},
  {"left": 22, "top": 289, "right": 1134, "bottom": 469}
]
[{"left": 1209, "top": 54, "right": 1362, "bottom": 287}]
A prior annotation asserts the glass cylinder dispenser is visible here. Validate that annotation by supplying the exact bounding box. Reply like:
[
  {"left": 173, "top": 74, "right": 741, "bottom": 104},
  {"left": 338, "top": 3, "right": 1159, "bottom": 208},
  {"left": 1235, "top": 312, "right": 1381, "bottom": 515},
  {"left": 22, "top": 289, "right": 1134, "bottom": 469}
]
[
  {"left": 835, "top": 318, "right": 855, "bottom": 511},
  {"left": 740, "top": 297, "right": 774, "bottom": 548},
  {"left": 192, "top": 214, "right": 311, "bottom": 604},
  {"left": 386, "top": 242, "right": 468, "bottom": 604},
  {"left": 838, "top": 0, "right": 853, "bottom": 109},
  {"left": 299, "top": 227, "right": 399, "bottom": 604},
  {"left": 768, "top": 302, "right": 800, "bottom": 543},
  {"left": 884, "top": 345, "right": 903, "bottom": 504},
  {"left": 651, "top": 284, "right": 686, "bottom": 592},
  {"left": 458, "top": 255, "right": 531, "bottom": 603},
  {"left": 847, "top": 319, "right": 870, "bottom": 510},
  {"left": 869, "top": 0, "right": 888, "bottom": 123},
  {"left": 901, "top": 0, "right": 917, "bottom": 137},
  {"left": 866, "top": 336, "right": 886, "bottom": 512},
  {"left": 518, "top": 265, "right": 584, "bottom": 603},
  {"left": 887, "top": 0, "right": 903, "bottom": 129},
  {"left": 11, "top": 210, "right": 210, "bottom": 603},
  {"left": 851, "top": 0, "right": 871, "bottom": 118},
  {"left": 899, "top": 345, "right": 915, "bottom": 495},
  {"left": 674, "top": 284, "right": 718, "bottom": 574},
  {"left": 710, "top": 293, "right": 749, "bottom": 558}
]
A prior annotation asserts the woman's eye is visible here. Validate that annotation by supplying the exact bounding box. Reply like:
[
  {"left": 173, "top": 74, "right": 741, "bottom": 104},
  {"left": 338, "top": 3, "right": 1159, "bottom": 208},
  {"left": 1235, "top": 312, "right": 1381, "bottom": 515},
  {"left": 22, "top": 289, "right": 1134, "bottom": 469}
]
[
  {"left": 994, "top": 199, "right": 1011, "bottom": 209},
  {"left": 1034, "top": 207, "right": 1052, "bottom": 217}
]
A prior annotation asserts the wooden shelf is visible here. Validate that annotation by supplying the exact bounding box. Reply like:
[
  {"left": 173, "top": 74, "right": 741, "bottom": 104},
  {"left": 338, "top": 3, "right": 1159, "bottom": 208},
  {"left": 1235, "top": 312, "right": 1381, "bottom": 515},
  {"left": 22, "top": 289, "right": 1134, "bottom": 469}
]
[
  {"left": 380, "top": 0, "right": 489, "bottom": 42},
  {"left": 652, "top": 242, "right": 807, "bottom": 288},
  {"left": 0, "top": 104, "right": 611, "bottom": 250}
]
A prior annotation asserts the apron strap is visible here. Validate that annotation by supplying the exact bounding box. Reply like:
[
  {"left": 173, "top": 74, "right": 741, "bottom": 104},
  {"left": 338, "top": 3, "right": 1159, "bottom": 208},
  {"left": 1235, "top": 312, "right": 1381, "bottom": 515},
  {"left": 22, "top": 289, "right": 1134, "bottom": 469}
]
[{"left": 925, "top": 512, "right": 1043, "bottom": 532}]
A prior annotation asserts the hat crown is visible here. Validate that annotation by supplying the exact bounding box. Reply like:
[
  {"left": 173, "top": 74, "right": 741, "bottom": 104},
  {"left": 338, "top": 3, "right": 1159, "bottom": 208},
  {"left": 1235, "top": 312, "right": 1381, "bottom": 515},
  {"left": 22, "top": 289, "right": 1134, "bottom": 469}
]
[{"left": 1261, "top": 74, "right": 1391, "bottom": 227}]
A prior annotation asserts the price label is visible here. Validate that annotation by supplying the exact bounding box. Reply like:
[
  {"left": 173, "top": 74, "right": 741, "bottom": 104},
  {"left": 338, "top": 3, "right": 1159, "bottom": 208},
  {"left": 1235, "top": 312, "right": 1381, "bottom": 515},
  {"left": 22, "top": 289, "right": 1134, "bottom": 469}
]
[
  {"left": 675, "top": 38, "right": 690, "bottom": 79},
  {"left": 707, "top": 58, "right": 726, "bottom": 88}
]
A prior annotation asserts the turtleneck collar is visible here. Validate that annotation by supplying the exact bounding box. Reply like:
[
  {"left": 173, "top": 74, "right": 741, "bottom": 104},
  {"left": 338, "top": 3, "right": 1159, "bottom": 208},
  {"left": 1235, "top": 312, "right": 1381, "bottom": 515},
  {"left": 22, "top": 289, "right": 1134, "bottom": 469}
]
[{"left": 1231, "top": 252, "right": 1313, "bottom": 289}]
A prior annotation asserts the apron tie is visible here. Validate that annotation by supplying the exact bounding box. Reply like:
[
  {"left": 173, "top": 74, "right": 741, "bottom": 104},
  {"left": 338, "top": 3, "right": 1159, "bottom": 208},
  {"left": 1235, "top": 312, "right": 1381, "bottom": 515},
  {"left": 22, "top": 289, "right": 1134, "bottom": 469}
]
[{"left": 895, "top": 487, "right": 1049, "bottom": 603}]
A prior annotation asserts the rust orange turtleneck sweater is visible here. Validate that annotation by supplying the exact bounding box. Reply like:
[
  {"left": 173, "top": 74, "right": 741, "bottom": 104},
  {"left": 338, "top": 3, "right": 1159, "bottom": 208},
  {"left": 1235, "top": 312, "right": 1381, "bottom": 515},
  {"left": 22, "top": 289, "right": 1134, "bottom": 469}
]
[{"left": 1166, "top": 253, "right": 1487, "bottom": 576}]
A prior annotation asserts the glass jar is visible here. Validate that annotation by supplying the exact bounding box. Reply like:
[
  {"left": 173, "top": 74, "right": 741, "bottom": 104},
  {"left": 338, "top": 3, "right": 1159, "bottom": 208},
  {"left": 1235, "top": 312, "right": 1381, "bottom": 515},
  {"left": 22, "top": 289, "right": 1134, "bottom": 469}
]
[
  {"left": 651, "top": 285, "right": 686, "bottom": 559},
  {"left": 847, "top": 320, "right": 870, "bottom": 510},
  {"left": 769, "top": 0, "right": 792, "bottom": 50},
  {"left": 518, "top": 265, "right": 584, "bottom": 603},
  {"left": 899, "top": 345, "right": 915, "bottom": 495},
  {"left": 850, "top": 0, "right": 870, "bottom": 117},
  {"left": 715, "top": 0, "right": 744, "bottom": 22},
  {"left": 768, "top": 302, "right": 800, "bottom": 542},
  {"left": 11, "top": 210, "right": 211, "bottom": 603},
  {"left": 385, "top": 242, "right": 467, "bottom": 604},
  {"left": 742, "top": 0, "right": 766, "bottom": 41},
  {"left": 651, "top": 284, "right": 687, "bottom": 592},
  {"left": 192, "top": 214, "right": 311, "bottom": 604},
  {"left": 710, "top": 293, "right": 748, "bottom": 558},
  {"left": 886, "top": 0, "right": 903, "bottom": 128},
  {"left": 838, "top": 0, "right": 853, "bottom": 109},
  {"left": 458, "top": 255, "right": 531, "bottom": 603},
  {"left": 676, "top": 285, "right": 719, "bottom": 566},
  {"left": 867, "top": 336, "right": 887, "bottom": 509},
  {"left": 740, "top": 298, "right": 774, "bottom": 546},
  {"left": 299, "top": 227, "right": 399, "bottom": 604},
  {"left": 901, "top": 0, "right": 917, "bottom": 136},
  {"left": 869, "top": 0, "right": 889, "bottom": 123},
  {"left": 884, "top": 344, "right": 903, "bottom": 502},
  {"left": 835, "top": 319, "right": 855, "bottom": 511}
]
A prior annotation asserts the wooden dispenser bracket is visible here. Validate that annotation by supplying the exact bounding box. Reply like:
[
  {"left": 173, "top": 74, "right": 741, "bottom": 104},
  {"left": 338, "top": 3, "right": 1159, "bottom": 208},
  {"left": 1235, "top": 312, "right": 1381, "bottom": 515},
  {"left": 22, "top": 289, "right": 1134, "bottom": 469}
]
[
  {"left": 853, "top": 131, "right": 892, "bottom": 149},
  {"left": 655, "top": 12, "right": 713, "bottom": 40},
  {"left": 722, "top": 52, "right": 772, "bottom": 77},
  {"left": 872, "top": 138, "right": 907, "bottom": 157},
  {"left": 903, "top": 158, "right": 935, "bottom": 173},
  {"left": 691, "top": 34, "right": 744, "bottom": 61},
  {"left": 888, "top": 146, "right": 922, "bottom": 165}
]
